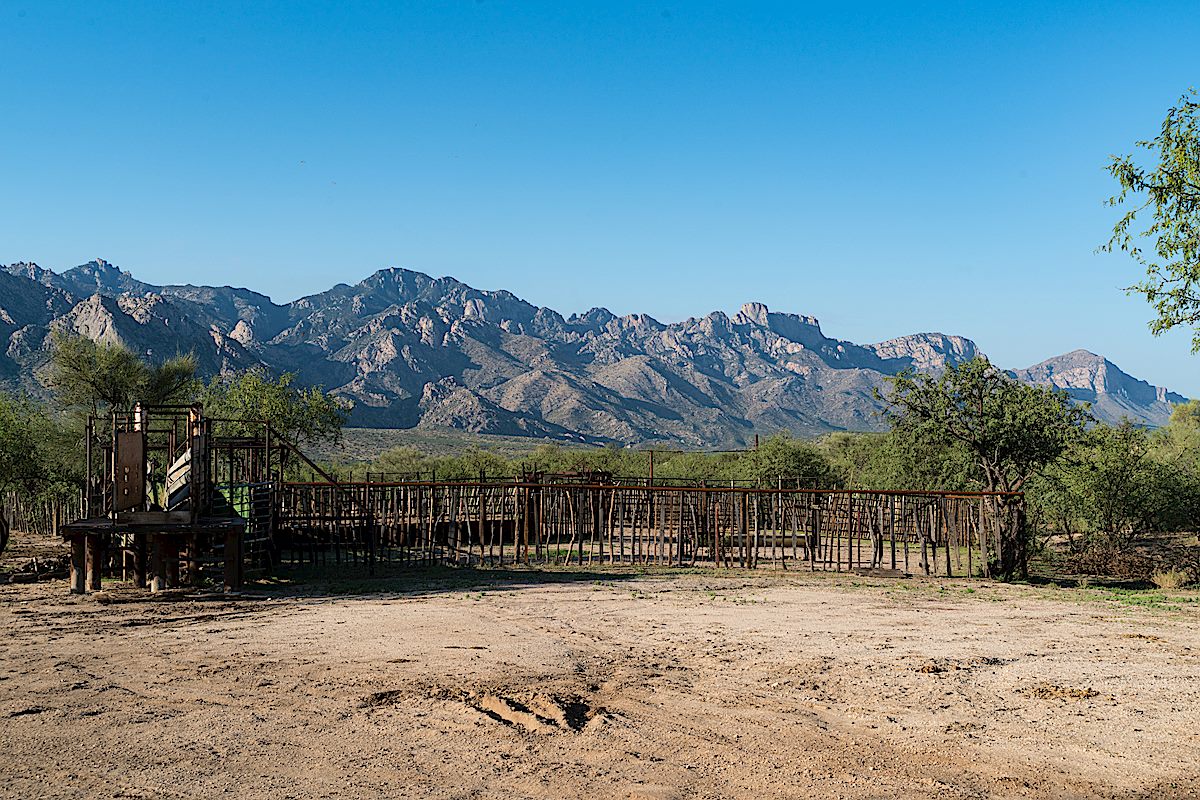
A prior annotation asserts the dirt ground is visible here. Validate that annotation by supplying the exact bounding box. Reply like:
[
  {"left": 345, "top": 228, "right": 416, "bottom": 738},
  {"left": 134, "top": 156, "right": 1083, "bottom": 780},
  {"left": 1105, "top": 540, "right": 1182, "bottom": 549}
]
[{"left": 2, "top": 557, "right": 1199, "bottom": 799}]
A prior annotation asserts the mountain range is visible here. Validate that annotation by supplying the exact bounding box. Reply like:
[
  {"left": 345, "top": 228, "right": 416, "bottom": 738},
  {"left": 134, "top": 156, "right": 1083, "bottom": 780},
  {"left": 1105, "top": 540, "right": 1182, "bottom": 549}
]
[{"left": 0, "top": 259, "right": 1188, "bottom": 447}]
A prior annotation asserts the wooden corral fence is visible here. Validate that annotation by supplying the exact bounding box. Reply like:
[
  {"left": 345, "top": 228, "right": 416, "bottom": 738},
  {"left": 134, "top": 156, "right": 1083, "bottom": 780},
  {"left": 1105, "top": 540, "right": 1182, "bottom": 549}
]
[{"left": 273, "top": 481, "right": 1025, "bottom": 578}]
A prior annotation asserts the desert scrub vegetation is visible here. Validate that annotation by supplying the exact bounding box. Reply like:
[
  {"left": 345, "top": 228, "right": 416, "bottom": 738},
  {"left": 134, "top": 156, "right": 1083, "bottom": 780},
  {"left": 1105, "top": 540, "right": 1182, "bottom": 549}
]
[{"left": 1150, "top": 568, "right": 1191, "bottom": 590}]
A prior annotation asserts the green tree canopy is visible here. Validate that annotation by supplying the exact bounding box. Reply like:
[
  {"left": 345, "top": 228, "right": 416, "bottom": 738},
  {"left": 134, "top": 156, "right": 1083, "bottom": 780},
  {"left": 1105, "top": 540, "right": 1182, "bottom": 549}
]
[
  {"left": 47, "top": 332, "right": 197, "bottom": 413},
  {"left": 880, "top": 358, "right": 1091, "bottom": 578},
  {"left": 821, "top": 429, "right": 975, "bottom": 492},
  {"left": 728, "top": 434, "right": 837, "bottom": 487},
  {"left": 202, "top": 368, "right": 348, "bottom": 446},
  {"left": 1030, "top": 420, "right": 1198, "bottom": 545},
  {"left": 0, "top": 391, "right": 79, "bottom": 554},
  {"left": 881, "top": 358, "right": 1090, "bottom": 495},
  {"left": 1104, "top": 89, "right": 1200, "bottom": 348},
  {"left": 0, "top": 392, "right": 47, "bottom": 497},
  {"left": 371, "top": 446, "right": 433, "bottom": 478}
]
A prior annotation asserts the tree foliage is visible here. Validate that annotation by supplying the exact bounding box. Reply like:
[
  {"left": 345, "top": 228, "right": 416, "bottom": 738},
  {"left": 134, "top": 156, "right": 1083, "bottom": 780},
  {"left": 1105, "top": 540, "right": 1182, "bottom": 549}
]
[
  {"left": 879, "top": 358, "right": 1090, "bottom": 578},
  {"left": 47, "top": 332, "right": 197, "bottom": 412},
  {"left": 733, "top": 434, "right": 837, "bottom": 487},
  {"left": 1030, "top": 421, "right": 1198, "bottom": 545},
  {"left": 880, "top": 358, "right": 1090, "bottom": 494},
  {"left": 0, "top": 391, "right": 78, "bottom": 553},
  {"left": 821, "top": 429, "right": 975, "bottom": 492},
  {"left": 360, "top": 433, "right": 839, "bottom": 487},
  {"left": 1104, "top": 89, "right": 1200, "bottom": 348},
  {"left": 0, "top": 392, "right": 48, "bottom": 496},
  {"left": 202, "top": 368, "right": 349, "bottom": 446}
]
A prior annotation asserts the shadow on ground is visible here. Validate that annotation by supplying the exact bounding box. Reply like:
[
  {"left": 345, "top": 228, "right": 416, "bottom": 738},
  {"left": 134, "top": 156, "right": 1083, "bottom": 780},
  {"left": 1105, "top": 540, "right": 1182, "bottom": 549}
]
[{"left": 248, "top": 562, "right": 649, "bottom": 599}]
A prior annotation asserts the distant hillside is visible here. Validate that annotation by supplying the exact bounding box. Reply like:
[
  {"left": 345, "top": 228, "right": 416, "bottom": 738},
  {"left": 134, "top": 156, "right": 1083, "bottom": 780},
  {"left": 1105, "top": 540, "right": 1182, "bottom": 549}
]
[
  {"left": 0, "top": 259, "right": 1188, "bottom": 445},
  {"left": 1011, "top": 350, "right": 1186, "bottom": 427}
]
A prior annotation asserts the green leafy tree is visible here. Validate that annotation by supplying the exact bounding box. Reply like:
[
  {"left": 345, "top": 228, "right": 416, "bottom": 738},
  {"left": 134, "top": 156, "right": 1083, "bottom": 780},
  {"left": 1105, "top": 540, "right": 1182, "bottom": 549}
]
[
  {"left": 0, "top": 392, "right": 78, "bottom": 553},
  {"left": 821, "top": 430, "right": 975, "bottom": 492},
  {"left": 728, "top": 433, "right": 838, "bottom": 487},
  {"left": 1031, "top": 421, "right": 1198, "bottom": 546},
  {"left": 881, "top": 358, "right": 1091, "bottom": 578},
  {"left": 431, "top": 446, "right": 514, "bottom": 481},
  {"left": 372, "top": 446, "right": 434, "bottom": 478},
  {"left": 1158, "top": 399, "right": 1200, "bottom": 469},
  {"left": 653, "top": 450, "right": 739, "bottom": 483},
  {"left": 0, "top": 393, "right": 38, "bottom": 551},
  {"left": 202, "top": 368, "right": 348, "bottom": 446},
  {"left": 1104, "top": 89, "right": 1200, "bottom": 348}
]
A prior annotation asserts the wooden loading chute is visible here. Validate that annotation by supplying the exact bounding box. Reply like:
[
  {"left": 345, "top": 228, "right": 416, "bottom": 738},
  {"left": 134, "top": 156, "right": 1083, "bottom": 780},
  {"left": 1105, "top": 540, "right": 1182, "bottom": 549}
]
[{"left": 58, "top": 404, "right": 315, "bottom": 594}]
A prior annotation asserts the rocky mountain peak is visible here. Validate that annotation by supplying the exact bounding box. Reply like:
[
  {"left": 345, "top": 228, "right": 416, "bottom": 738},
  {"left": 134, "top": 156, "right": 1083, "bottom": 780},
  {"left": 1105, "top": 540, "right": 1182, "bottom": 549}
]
[
  {"left": 569, "top": 307, "right": 617, "bottom": 329},
  {"left": 59, "top": 259, "right": 151, "bottom": 297},
  {"left": 736, "top": 302, "right": 771, "bottom": 326},
  {"left": 1, "top": 262, "right": 55, "bottom": 285},
  {"left": 0, "top": 259, "right": 1188, "bottom": 441},
  {"left": 867, "top": 333, "right": 983, "bottom": 373},
  {"left": 1012, "top": 350, "right": 1187, "bottom": 417}
]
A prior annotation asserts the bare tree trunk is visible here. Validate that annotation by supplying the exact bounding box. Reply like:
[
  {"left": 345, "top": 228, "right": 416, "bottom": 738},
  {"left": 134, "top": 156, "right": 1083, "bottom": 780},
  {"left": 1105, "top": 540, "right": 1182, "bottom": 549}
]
[{"left": 980, "top": 464, "right": 1027, "bottom": 580}]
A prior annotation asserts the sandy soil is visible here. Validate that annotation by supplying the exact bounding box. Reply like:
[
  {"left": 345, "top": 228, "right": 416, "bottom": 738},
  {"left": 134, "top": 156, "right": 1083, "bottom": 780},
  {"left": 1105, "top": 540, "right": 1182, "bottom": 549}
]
[{"left": 1, "top": 563, "right": 1199, "bottom": 799}]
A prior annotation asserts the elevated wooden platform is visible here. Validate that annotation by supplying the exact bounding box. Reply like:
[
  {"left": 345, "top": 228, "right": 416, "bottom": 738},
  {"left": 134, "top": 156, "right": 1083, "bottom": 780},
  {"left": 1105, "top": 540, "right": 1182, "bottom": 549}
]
[{"left": 61, "top": 516, "right": 247, "bottom": 594}]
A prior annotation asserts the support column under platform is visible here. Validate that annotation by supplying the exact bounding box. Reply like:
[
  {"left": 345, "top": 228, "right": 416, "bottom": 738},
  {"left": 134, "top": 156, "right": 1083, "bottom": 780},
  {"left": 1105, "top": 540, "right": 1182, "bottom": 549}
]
[
  {"left": 224, "top": 529, "right": 244, "bottom": 593},
  {"left": 59, "top": 518, "right": 248, "bottom": 595},
  {"left": 84, "top": 534, "right": 103, "bottom": 592},
  {"left": 69, "top": 535, "right": 85, "bottom": 594}
]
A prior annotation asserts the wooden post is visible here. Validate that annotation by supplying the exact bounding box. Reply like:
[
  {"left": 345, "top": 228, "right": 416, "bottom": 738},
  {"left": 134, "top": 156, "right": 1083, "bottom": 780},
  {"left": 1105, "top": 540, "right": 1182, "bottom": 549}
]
[
  {"left": 223, "top": 529, "right": 243, "bottom": 592},
  {"left": 889, "top": 495, "right": 897, "bottom": 570},
  {"left": 751, "top": 493, "right": 760, "bottom": 569},
  {"left": 942, "top": 499, "right": 953, "bottom": 578},
  {"left": 739, "top": 492, "right": 748, "bottom": 569},
  {"left": 676, "top": 490, "right": 684, "bottom": 567},
  {"left": 920, "top": 504, "right": 932, "bottom": 576},
  {"left": 186, "top": 533, "right": 200, "bottom": 587},
  {"left": 808, "top": 505, "right": 819, "bottom": 571},
  {"left": 149, "top": 534, "right": 166, "bottom": 592},
  {"left": 134, "top": 533, "right": 147, "bottom": 588},
  {"left": 578, "top": 489, "right": 587, "bottom": 566},
  {"left": 70, "top": 535, "right": 86, "bottom": 594},
  {"left": 479, "top": 487, "right": 488, "bottom": 565},
  {"left": 790, "top": 497, "right": 798, "bottom": 564},
  {"left": 965, "top": 500, "right": 973, "bottom": 577},
  {"left": 834, "top": 496, "right": 842, "bottom": 572},
  {"left": 978, "top": 497, "right": 990, "bottom": 578},
  {"left": 164, "top": 535, "right": 180, "bottom": 589}
]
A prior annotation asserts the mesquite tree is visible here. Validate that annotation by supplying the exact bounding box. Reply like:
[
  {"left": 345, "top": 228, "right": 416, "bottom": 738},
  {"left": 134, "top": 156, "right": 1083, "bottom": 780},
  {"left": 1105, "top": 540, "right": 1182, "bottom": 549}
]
[
  {"left": 881, "top": 358, "right": 1090, "bottom": 578},
  {"left": 1104, "top": 89, "right": 1200, "bottom": 348},
  {"left": 0, "top": 393, "right": 53, "bottom": 555}
]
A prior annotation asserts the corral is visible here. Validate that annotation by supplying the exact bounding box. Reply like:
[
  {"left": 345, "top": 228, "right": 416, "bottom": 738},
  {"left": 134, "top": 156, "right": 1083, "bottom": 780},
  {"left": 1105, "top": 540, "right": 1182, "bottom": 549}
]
[
  {"left": 52, "top": 405, "right": 1027, "bottom": 591},
  {"left": 274, "top": 480, "right": 1021, "bottom": 578}
]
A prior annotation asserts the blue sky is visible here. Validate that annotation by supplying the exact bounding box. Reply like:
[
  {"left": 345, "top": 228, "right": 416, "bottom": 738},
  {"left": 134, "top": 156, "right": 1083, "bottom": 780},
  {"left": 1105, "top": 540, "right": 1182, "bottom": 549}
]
[{"left": 2, "top": 2, "right": 1199, "bottom": 393}]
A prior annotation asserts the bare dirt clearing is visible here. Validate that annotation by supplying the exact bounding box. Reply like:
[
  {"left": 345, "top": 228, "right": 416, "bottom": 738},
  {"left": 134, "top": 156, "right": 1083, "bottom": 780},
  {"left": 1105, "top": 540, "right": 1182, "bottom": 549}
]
[{"left": 2, "top": 567, "right": 1198, "bottom": 799}]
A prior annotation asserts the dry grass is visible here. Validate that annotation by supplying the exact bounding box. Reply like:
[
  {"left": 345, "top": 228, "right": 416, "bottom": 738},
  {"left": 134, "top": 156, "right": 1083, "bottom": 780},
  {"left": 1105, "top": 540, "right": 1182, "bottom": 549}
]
[{"left": 1151, "top": 568, "right": 1191, "bottom": 590}]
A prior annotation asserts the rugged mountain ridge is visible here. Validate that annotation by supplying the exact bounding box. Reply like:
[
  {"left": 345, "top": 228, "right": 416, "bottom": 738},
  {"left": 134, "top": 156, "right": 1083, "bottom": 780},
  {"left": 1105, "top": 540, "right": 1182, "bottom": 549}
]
[
  {"left": 0, "top": 259, "right": 1187, "bottom": 445},
  {"left": 1012, "top": 350, "right": 1186, "bottom": 426}
]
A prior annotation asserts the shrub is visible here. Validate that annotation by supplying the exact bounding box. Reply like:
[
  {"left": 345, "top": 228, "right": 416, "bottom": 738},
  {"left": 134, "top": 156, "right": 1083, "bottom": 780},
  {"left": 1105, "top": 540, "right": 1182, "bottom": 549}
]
[
  {"left": 1150, "top": 569, "right": 1190, "bottom": 590},
  {"left": 1055, "top": 542, "right": 1155, "bottom": 580}
]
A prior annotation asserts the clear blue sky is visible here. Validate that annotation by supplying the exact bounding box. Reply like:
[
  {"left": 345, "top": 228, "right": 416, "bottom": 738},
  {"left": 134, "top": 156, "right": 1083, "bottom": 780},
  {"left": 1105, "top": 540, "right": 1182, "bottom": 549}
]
[{"left": 2, "top": 2, "right": 1199, "bottom": 393}]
